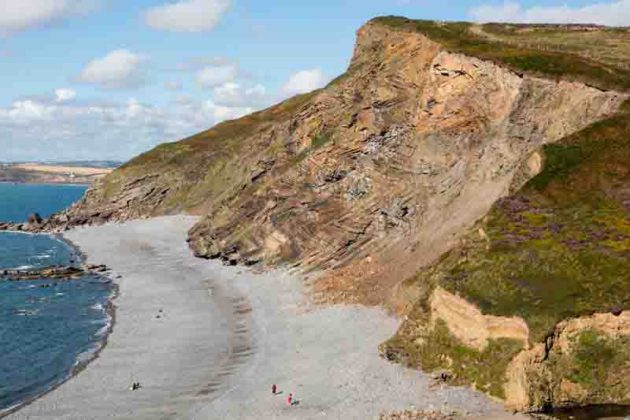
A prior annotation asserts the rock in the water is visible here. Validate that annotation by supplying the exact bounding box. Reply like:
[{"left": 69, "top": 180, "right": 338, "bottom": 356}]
[{"left": 27, "top": 213, "right": 43, "bottom": 225}]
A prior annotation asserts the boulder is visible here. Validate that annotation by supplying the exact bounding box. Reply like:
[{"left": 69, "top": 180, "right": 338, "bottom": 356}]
[{"left": 27, "top": 213, "right": 43, "bottom": 225}]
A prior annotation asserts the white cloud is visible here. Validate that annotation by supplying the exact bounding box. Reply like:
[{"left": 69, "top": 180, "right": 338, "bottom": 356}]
[
  {"left": 77, "top": 50, "right": 147, "bottom": 89},
  {"left": 2, "top": 100, "right": 52, "bottom": 122},
  {"left": 0, "top": 0, "right": 97, "bottom": 35},
  {"left": 281, "top": 68, "right": 327, "bottom": 96},
  {"left": 196, "top": 63, "right": 238, "bottom": 88},
  {"left": 0, "top": 93, "right": 264, "bottom": 162},
  {"left": 165, "top": 80, "right": 183, "bottom": 91},
  {"left": 176, "top": 56, "right": 234, "bottom": 71},
  {"left": 470, "top": 0, "right": 630, "bottom": 26},
  {"left": 144, "top": 0, "right": 231, "bottom": 32},
  {"left": 54, "top": 88, "right": 76, "bottom": 103},
  {"left": 205, "top": 100, "right": 254, "bottom": 121},
  {"left": 212, "top": 82, "right": 267, "bottom": 107}
]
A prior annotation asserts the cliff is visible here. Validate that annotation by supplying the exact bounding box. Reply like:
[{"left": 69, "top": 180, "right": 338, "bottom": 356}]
[
  {"left": 46, "top": 18, "right": 630, "bottom": 412},
  {"left": 382, "top": 97, "right": 630, "bottom": 410}
]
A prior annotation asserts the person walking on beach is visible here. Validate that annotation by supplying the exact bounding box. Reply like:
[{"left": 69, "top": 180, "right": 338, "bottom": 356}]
[
  {"left": 287, "top": 393, "right": 293, "bottom": 406},
  {"left": 272, "top": 384, "right": 277, "bottom": 395}
]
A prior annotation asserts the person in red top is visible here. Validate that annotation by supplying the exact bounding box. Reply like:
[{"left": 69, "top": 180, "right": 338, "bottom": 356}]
[{"left": 287, "top": 393, "right": 293, "bottom": 406}]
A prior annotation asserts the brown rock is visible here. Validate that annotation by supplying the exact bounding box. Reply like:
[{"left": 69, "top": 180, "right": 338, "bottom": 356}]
[{"left": 27, "top": 213, "right": 43, "bottom": 225}]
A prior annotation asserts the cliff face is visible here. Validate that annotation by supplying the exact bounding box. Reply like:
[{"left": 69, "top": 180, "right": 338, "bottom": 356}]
[
  {"left": 381, "top": 84, "right": 630, "bottom": 410},
  {"left": 57, "top": 21, "right": 622, "bottom": 300},
  {"left": 49, "top": 19, "right": 630, "bottom": 411}
]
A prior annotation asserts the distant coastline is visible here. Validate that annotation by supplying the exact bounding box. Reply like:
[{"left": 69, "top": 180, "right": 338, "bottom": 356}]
[{"left": 0, "top": 162, "right": 117, "bottom": 185}]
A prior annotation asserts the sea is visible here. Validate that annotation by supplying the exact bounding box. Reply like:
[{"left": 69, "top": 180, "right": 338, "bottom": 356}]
[{"left": 0, "top": 183, "right": 113, "bottom": 413}]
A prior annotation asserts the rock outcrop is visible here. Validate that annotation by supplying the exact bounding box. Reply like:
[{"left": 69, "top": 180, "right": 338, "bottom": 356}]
[
  {"left": 0, "top": 264, "right": 109, "bottom": 281},
  {"left": 429, "top": 287, "right": 529, "bottom": 351},
  {"left": 505, "top": 312, "right": 630, "bottom": 411},
  {"left": 47, "top": 21, "right": 623, "bottom": 306}
]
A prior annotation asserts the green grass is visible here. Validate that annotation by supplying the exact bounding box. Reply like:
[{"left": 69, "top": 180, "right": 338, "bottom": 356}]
[
  {"left": 383, "top": 318, "right": 523, "bottom": 398},
  {"left": 96, "top": 90, "right": 319, "bottom": 212},
  {"left": 527, "top": 144, "right": 586, "bottom": 190},
  {"left": 441, "top": 225, "right": 628, "bottom": 341},
  {"left": 548, "top": 330, "right": 630, "bottom": 403},
  {"left": 440, "top": 138, "right": 629, "bottom": 340},
  {"left": 311, "top": 132, "right": 333, "bottom": 149},
  {"left": 481, "top": 24, "right": 630, "bottom": 72},
  {"left": 385, "top": 101, "right": 630, "bottom": 398},
  {"left": 567, "top": 330, "right": 617, "bottom": 387},
  {"left": 529, "top": 106, "right": 630, "bottom": 191},
  {"left": 418, "top": 102, "right": 630, "bottom": 340},
  {"left": 372, "top": 17, "right": 630, "bottom": 91}
]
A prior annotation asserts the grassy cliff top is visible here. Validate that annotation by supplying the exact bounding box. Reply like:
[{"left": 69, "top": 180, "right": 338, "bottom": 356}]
[{"left": 372, "top": 17, "right": 630, "bottom": 92}]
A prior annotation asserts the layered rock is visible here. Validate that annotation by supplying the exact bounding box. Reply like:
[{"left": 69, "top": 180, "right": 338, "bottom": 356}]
[{"left": 49, "top": 22, "right": 623, "bottom": 307}]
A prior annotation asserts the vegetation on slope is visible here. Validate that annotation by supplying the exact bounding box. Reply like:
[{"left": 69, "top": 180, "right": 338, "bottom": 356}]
[
  {"left": 559, "top": 330, "right": 630, "bottom": 400},
  {"left": 95, "top": 91, "right": 318, "bottom": 213},
  {"left": 383, "top": 100, "right": 630, "bottom": 401},
  {"left": 440, "top": 102, "right": 630, "bottom": 341},
  {"left": 79, "top": 17, "right": 630, "bottom": 222},
  {"left": 384, "top": 319, "right": 523, "bottom": 398},
  {"left": 372, "top": 17, "right": 630, "bottom": 91}
]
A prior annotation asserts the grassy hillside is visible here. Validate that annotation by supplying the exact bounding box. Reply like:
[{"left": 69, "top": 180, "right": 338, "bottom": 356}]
[
  {"left": 373, "top": 17, "right": 630, "bottom": 92},
  {"left": 441, "top": 101, "right": 630, "bottom": 341},
  {"left": 94, "top": 91, "right": 317, "bottom": 214},
  {"left": 371, "top": 17, "right": 630, "bottom": 406},
  {"left": 383, "top": 99, "right": 630, "bottom": 400}
]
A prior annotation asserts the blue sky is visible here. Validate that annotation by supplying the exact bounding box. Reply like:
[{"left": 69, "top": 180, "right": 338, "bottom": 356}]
[{"left": 0, "top": 0, "right": 627, "bottom": 162}]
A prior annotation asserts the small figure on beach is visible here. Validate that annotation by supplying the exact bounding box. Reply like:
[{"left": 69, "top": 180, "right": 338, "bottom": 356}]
[
  {"left": 272, "top": 384, "right": 277, "bottom": 395},
  {"left": 430, "top": 371, "right": 453, "bottom": 390},
  {"left": 129, "top": 381, "right": 141, "bottom": 391},
  {"left": 287, "top": 393, "right": 299, "bottom": 406}
]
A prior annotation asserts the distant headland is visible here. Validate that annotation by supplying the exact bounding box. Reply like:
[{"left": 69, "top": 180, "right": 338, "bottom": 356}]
[{"left": 0, "top": 161, "right": 119, "bottom": 185}]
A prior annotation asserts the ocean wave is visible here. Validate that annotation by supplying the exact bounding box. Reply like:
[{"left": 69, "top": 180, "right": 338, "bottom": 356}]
[
  {"left": 75, "top": 346, "right": 100, "bottom": 366},
  {"left": 95, "top": 323, "right": 111, "bottom": 338},
  {"left": 26, "top": 297, "right": 48, "bottom": 304},
  {"left": 15, "top": 309, "right": 38, "bottom": 316},
  {"left": 11, "top": 265, "right": 34, "bottom": 270},
  {"left": 33, "top": 254, "right": 52, "bottom": 260},
  {"left": 90, "top": 303, "right": 104, "bottom": 311}
]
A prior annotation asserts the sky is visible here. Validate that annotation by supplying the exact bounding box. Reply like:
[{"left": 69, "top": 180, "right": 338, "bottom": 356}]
[{"left": 0, "top": 0, "right": 628, "bottom": 162}]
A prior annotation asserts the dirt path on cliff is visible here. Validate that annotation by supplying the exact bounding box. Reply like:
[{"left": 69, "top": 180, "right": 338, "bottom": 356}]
[{"left": 9, "top": 216, "right": 522, "bottom": 419}]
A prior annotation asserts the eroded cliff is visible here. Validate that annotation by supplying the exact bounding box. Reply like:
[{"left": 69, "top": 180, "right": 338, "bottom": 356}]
[
  {"left": 44, "top": 18, "right": 630, "bottom": 412},
  {"left": 382, "top": 94, "right": 630, "bottom": 410},
  {"left": 53, "top": 21, "right": 622, "bottom": 300}
]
